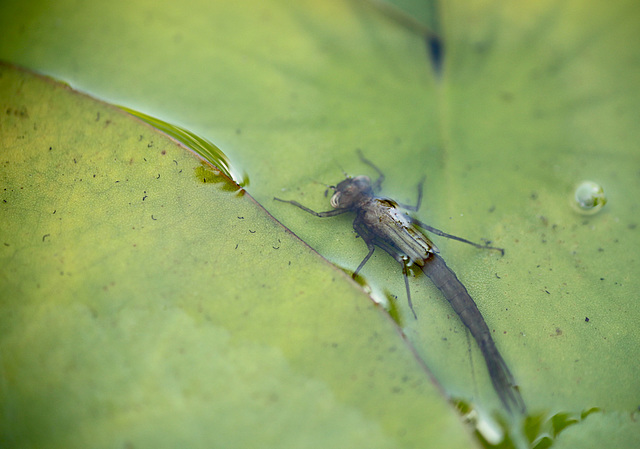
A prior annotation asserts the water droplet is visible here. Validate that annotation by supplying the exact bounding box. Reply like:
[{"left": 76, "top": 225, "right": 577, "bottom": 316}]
[{"left": 573, "top": 181, "right": 606, "bottom": 215}]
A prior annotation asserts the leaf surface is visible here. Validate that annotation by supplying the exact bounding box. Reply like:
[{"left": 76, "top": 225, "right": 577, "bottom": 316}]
[{"left": 1, "top": 0, "right": 640, "bottom": 446}]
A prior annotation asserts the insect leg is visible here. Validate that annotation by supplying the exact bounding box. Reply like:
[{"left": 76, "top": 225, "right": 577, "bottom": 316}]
[
  {"left": 352, "top": 221, "right": 376, "bottom": 277},
  {"left": 412, "top": 219, "right": 504, "bottom": 255},
  {"left": 353, "top": 241, "right": 375, "bottom": 278},
  {"left": 273, "top": 198, "right": 349, "bottom": 217},
  {"left": 398, "top": 176, "right": 425, "bottom": 211},
  {"left": 356, "top": 149, "right": 384, "bottom": 191},
  {"left": 401, "top": 261, "right": 418, "bottom": 319}
]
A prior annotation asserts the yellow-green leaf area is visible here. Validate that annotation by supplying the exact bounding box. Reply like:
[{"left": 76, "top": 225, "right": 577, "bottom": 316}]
[
  {"left": 553, "top": 411, "right": 640, "bottom": 449},
  {"left": 0, "top": 65, "right": 477, "bottom": 448},
  {"left": 424, "top": 0, "right": 640, "bottom": 415}
]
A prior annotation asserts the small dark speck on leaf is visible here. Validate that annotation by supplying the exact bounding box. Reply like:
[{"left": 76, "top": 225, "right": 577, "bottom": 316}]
[
  {"left": 42, "top": 234, "right": 50, "bottom": 242},
  {"left": 161, "top": 150, "right": 166, "bottom": 155},
  {"left": 425, "top": 34, "right": 443, "bottom": 76},
  {"left": 235, "top": 244, "right": 238, "bottom": 249},
  {"left": 237, "top": 216, "right": 244, "bottom": 219},
  {"left": 585, "top": 317, "right": 590, "bottom": 323},
  {"left": 501, "top": 91, "right": 514, "bottom": 102},
  {"left": 156, "top": 174, "right": 160, "bottom": 179},
  {"left": 148, "top": 142, "right": 153, "bottom": 148},
  {"left": 249, "top": 229, "right": 256, "bottom": 234},
  {"left": 600, "top": 277, "right": 605, "bottom": 281},
  {"left": 151, "top": 215, "right": 157, "bottom": 220}
]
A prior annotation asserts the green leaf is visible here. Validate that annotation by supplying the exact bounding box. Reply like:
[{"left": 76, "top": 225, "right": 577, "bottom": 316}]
[
  {"left": 2, "top": 0, "right": 640, "bottom": 446},
  {"left": 0, "top": 63, "right": 476, "bottom": 448},
  {"left": 553, "top": 410, "right": 640, "bottom": 449}
]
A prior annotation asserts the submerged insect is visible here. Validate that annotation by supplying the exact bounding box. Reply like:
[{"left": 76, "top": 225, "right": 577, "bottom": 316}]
[{"left": 274, "top": 151, "right": 525, "bottom": 414}]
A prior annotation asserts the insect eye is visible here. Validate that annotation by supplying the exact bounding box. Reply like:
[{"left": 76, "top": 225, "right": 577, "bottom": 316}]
[{"left": 330, "top": 192, "right": 341, "bottom": 208}]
